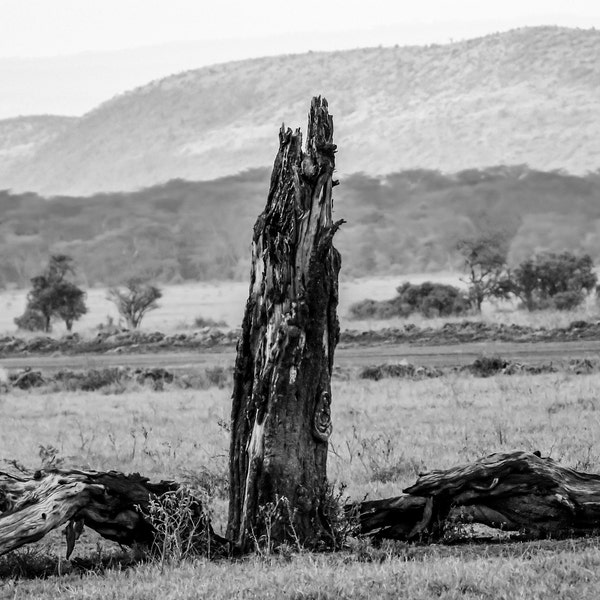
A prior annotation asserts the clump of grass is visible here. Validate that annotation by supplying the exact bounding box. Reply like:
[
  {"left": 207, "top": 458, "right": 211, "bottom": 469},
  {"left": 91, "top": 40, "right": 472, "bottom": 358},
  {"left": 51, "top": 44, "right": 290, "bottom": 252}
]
[{"left": 145, "top": 486, "right": 217, "bottom": 567}]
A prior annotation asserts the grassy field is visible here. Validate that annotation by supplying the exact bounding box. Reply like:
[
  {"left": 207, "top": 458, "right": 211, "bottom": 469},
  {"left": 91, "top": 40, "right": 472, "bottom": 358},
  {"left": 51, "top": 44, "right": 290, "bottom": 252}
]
[{"left": 3, "top": 370, "right": 600, "bottom": 597}]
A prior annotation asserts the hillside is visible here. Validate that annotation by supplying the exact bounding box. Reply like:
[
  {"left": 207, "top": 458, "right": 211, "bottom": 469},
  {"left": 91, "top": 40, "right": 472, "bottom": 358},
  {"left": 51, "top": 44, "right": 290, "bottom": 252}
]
[
  {"left": 0, "top": 116, "right": 75, "bottom": 173},
  {"left": 1, "top": 26, "right": 599, "bottom": 196},
  {"left": 1, "top": 166, "right": 600, "bottom": 288}
]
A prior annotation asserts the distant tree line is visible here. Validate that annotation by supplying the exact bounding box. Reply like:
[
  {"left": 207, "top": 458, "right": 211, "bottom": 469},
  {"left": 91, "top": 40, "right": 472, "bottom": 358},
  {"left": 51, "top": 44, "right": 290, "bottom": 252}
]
[{"left": 3, "top": 166, "right": 600, "bottom": 288}]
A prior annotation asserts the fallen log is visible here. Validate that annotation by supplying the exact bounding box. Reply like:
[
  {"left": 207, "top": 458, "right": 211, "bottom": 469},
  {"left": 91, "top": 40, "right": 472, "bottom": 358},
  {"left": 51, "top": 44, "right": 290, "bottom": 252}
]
[
  {"left": 0, "top": 468, "right": 227, "bottom": 558},
  {"left": 353, "top": 451, "right": 600, "bottom": 540},
  {"left": 4, "top": 451, "right": 600, "bottom": 558}
]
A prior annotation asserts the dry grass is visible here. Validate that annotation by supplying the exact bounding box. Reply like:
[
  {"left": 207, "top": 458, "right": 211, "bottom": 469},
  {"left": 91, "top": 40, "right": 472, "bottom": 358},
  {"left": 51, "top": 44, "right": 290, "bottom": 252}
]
[{"left": 3, "top": 370, "right": 600, "bottom": 596}]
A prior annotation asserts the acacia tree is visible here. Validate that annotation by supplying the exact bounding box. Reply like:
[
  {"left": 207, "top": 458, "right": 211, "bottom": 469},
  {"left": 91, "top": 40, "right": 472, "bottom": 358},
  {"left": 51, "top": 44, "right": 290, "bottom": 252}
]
[
  {"left": 457, "top": 232, "right": 510, "bottom": 312},
  {"left": 108, "top": 279, "right": 162, "bottom": 329},
  {"left": 15, "top": 255, "right": 87, "bottom": 332}
]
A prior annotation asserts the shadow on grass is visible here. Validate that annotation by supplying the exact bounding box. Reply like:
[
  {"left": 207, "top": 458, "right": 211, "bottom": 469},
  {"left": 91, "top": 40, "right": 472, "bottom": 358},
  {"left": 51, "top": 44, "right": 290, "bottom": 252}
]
[
  {"left": 4, "top": 533, "right": 600, "bottom": 580},
  {"left": 0, "top": 546, "right": 139, "bottom": 580},
  {"left": 351, "top": 532, "right": 600, "bottom": 563}
]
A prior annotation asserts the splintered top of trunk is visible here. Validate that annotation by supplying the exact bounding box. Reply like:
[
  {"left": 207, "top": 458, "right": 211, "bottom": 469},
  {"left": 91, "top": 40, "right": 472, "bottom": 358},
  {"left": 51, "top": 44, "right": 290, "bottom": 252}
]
[{"left": 228, "top": 96, "right": 342, "bottom": 551}]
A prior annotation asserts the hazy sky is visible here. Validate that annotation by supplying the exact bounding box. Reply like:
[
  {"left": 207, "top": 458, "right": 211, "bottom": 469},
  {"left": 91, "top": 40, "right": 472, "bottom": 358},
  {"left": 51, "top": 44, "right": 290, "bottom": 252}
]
[
  {"left": 2, "top": 0, "right": 600, "bottom": 57},
  {"left": 1, "top": 0, "right": 599, "bottom": 117}
]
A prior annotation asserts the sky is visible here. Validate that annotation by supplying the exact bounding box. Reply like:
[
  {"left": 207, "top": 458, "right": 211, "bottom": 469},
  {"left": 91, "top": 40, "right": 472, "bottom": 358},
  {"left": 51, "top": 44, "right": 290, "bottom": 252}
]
[{"left": 1, "top": 0, "right": 599, "bottom": 117}]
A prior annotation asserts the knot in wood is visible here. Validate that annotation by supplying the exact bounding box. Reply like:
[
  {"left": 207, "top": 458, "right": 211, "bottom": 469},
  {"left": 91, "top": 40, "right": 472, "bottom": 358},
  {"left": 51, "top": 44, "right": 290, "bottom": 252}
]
[
  {"left": 301, "top": 155, "right": 318, "bottom": 181},
  {"left": 312, "top": 391, "right": 332, "bottom": 442}
]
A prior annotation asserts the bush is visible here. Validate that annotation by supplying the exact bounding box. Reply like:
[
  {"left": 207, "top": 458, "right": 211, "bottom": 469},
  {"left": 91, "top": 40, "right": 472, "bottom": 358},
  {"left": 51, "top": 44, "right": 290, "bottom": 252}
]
[
  {"left": 552, "top": 290, "right": 585, "bottom": 311},
  {"left": 54, "top": 368, "right": 128, "bottom": 391},
  {"left": 194, "top": 316, "right": 228, "bottom": 328},
  {"left": 469, "top": 356, "right": 509, "bottom": 377},
  {"left": 146, "top": 487, "right": 214, "bottom": 564},
  {"left": 349, "top": 282, "right": 470, "bottom": 320},
  {"left": 348, "top": 299, "right": 400, "bottom": 320},
  {"left": 14, "top": 307, "right": 46, "bottom": 331}
]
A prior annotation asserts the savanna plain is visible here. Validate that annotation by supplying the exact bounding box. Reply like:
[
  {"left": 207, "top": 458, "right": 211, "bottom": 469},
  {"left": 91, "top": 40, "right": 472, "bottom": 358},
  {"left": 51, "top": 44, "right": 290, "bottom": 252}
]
[{"left": 3, "top": 340, "right": 600, "bottom": 598}]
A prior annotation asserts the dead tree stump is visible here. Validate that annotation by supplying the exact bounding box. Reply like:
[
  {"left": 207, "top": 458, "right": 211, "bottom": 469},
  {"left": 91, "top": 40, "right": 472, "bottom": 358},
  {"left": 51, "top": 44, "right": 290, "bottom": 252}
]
[{"left": 227, "top": 97, "right": 343, "bottom": 551}]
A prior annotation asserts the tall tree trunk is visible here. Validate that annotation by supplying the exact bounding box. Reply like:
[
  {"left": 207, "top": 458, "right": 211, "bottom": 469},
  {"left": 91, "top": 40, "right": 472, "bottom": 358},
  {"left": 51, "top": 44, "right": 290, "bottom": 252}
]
[
  {"left": 228, "top": 97, "right": 342, "bottom": 552},
  {"left": 43, "top": 311, "right": 52, "bottom": 333}
]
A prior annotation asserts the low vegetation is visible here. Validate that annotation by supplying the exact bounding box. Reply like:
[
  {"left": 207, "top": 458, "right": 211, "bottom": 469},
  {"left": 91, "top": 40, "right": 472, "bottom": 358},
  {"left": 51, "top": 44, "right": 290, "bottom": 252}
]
[{"left": 349, "top": 281, "right": 471, "bottom": 319}]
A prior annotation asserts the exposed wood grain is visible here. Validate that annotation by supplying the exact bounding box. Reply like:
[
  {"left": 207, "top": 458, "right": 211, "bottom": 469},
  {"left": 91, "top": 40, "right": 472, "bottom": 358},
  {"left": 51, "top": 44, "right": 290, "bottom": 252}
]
[
  {"left": 353, "top": 451, "right": 600, "bottom": 540},
  {"left": 0, "top": 468, "right": 225, "bottom": 557},
  {"left": 228, "top": 97, "right": 343, "bottom": 551}
]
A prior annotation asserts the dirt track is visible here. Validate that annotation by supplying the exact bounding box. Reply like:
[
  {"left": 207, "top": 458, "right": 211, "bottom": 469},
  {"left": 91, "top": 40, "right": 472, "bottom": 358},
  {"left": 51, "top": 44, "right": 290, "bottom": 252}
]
[{"left": 2, "top": 340, "right": 600, "bottom": 373}]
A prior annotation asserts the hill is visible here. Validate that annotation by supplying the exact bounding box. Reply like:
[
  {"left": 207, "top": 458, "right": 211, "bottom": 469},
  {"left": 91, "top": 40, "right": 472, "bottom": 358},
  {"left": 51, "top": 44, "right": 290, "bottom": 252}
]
[
  {"left": 0, "top": 116, "right": 75, "bottom": 173},
  {"left": 1, "top": 26, "right": 600, "bottom": 196},
  {"left": 1, "top": 165, "right": 600, "bottom": 288}
]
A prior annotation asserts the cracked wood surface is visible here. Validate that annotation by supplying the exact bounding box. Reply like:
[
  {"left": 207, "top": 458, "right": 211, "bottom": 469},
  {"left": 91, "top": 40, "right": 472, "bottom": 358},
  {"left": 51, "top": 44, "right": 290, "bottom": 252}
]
[
  {"left": 0, "top": 468, "right": 223, "bottom": 557},
  {"left": 228, "top": 97, "right": 342, "bottom": 550},
  {"left": 354, "top": 451, "right": 600, "bottom": 540}
]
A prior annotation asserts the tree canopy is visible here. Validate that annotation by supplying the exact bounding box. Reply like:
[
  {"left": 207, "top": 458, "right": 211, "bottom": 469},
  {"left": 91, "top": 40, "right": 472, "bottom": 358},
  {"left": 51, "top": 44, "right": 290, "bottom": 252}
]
[
  {"left": 107, "top": 279, "right": 162, "bottom": 329},
  {"left": 14, "top": 255, "right": 87, "bottom": 332}
]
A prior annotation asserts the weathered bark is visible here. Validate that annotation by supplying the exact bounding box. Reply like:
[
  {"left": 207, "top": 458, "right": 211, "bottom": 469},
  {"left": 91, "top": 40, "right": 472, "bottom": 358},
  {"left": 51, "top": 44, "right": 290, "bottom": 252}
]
[
  {"left": 228, "top": 97, "right": 342, "bottom": 551},
  {"left": 6, "top": 451, "right": 600, "bottom": 558},
  {"left": 0, "top": 468, "right": 226, "bottom": 558},
  {"left": 353, "top": 451, "right": 600, "bottom": 540}
]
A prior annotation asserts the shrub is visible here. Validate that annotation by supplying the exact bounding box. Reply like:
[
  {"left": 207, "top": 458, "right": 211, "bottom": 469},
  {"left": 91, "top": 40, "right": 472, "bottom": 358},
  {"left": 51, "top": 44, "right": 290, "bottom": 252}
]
[
  {"left": 469, "top": 356, "right": 509, "bottom": 377},
  {"left": 552, "top": 290, "right": 585, "bottom": 311},
  {"left": 349, "top": 282, "right": 470, "bottom": 320},
  {"left": 54, "top": 368, "right": 128, "bottom": 391},
  {"left": 348, "top": 299, "right": 400, "bottom": 320},
  {"left": 194, "top": 316, "right": 228, "bottom": 328},
  {"left": 14, "top": 307, "right": 46, "bottom": 332},
  {"left": 146, "top": 487, "right": 215, "bottom": 564}
]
